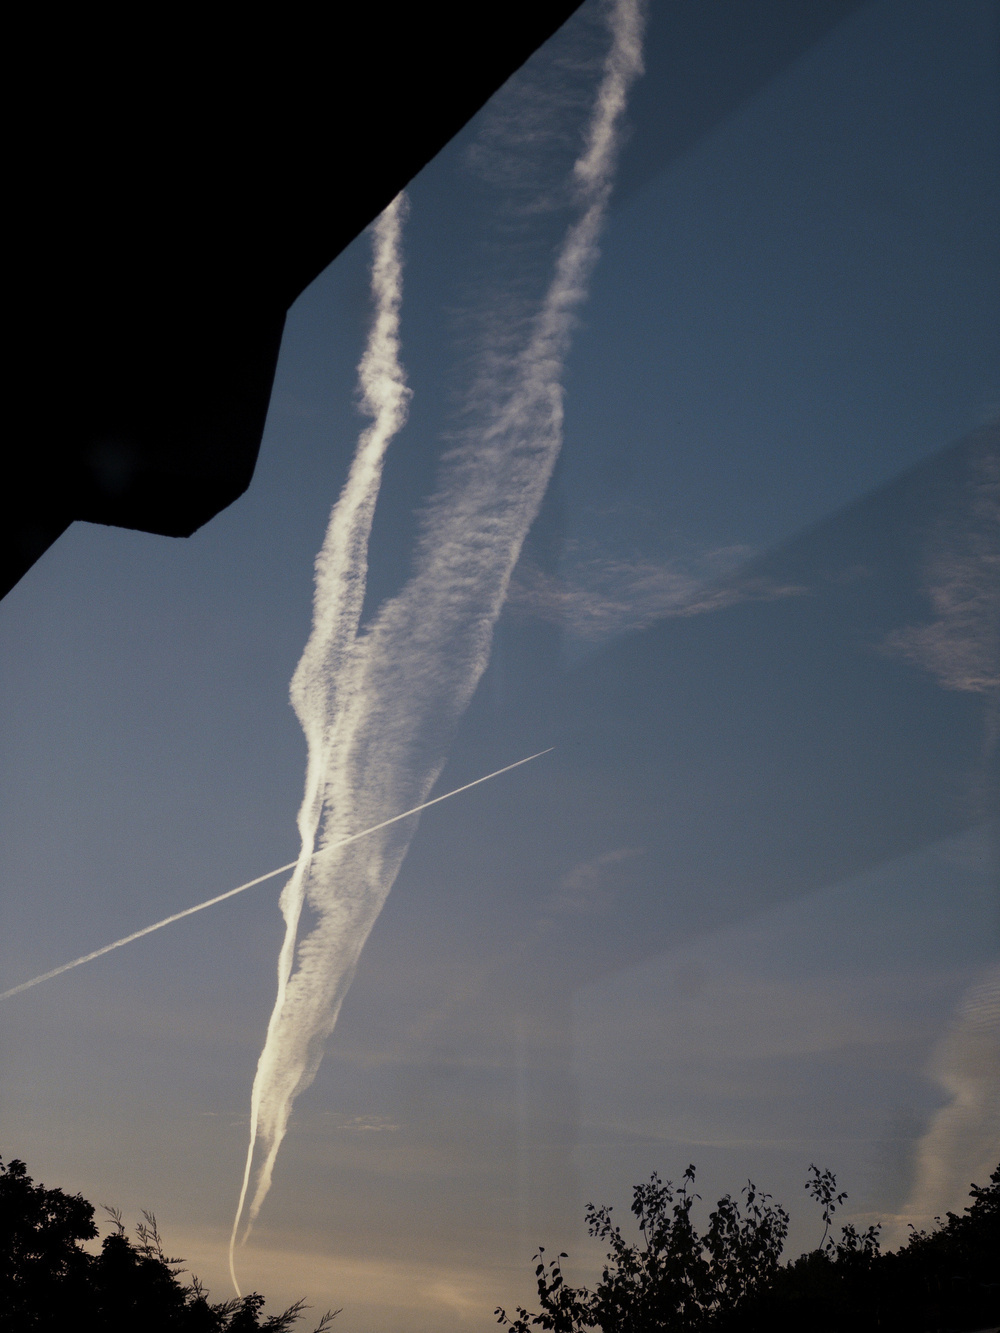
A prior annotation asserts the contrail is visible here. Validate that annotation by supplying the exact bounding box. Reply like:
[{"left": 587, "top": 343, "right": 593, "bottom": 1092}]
[
  {"left": 231, "top": 188, "right": 420, "bottom": 1293},
  {"left": 0, "top": 750, "right": 551, "bottom": 1003},
  {"left": 231, "top": 0, "right": 645, "bottom": 1294}
]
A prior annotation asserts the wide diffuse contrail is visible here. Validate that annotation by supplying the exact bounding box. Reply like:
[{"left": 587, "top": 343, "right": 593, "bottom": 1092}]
[
  {"left": 230, "top": 0, "right": 645, "bottom": 1294},
  {"left": 0, "top": 751, "right": 551, "bottom": 1003}
]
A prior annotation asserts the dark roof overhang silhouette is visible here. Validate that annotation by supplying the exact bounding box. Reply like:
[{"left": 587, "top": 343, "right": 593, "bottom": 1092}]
[
  {"left": 4, "top": 1, "right": 871, "bottom": 603},
  {"left": 3, "top": 2, "right": 584, "bottom": 599}
]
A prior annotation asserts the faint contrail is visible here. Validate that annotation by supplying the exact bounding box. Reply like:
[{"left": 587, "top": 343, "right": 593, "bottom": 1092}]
[
  {"left": 231, "top": 0, "right": 645, "bottom": 1293},
  {"left": 0, "top": 751, "right": 551, "bottom": 1003}
]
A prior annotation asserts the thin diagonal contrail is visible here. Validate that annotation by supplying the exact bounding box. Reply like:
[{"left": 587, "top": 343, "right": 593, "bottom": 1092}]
[{"left": 0, "top": 750, "right": 551, "bottom": 1002}]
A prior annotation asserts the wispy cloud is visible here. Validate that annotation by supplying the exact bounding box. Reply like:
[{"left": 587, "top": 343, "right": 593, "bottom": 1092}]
[
  {"left": 505, "top": 538, "right": 805, "bottom": 641},
  {"left": 231, "top": 0, "right": 647, "bottom": 1288},
  {"left": 897, "top": 963, "right": 1000, "bottom": 1241},
  {"left": 884, "top": 430, "right": 999, "bottom": 695},
  {"left": 544, "top": 846, "right": 643, "bottom": 915},
  {"left": 328, "top": 1113, "right": 401, "bottom": 1134}
]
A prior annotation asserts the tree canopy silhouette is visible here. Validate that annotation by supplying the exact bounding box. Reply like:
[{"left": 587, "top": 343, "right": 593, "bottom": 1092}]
[
  {"left": 496, "top": 1162, "right": 1000, "bottom": 1332},
  {"left": 0, "top": 1157, "right": 337, "bottom": 1332}
]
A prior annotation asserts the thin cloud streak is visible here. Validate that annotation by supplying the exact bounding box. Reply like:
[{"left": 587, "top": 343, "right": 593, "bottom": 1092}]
[
  {"left": 506, "top": 543, "right": 806, "bottom": 641},
  {"left": 230, "top": 0, "right": 646, "bottom": 1293},
  {"left": 0, "top": 864, "right": 297, "bottom": 1002},
  {"left": 0, "top": 751, "right": 550, "bottom": 1002},
  {"left": 884, "top": 430, "right": 999, "bottom": 696}
]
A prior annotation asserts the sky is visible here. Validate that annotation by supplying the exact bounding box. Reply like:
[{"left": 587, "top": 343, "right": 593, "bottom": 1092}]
[{"left": 1, "top": 1, "right": 998, "bottom": 1329}]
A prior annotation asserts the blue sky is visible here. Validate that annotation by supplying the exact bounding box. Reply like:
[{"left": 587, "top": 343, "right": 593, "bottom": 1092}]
[{"left": 2, "top": 2, "right": 997, "bottom": 1329}]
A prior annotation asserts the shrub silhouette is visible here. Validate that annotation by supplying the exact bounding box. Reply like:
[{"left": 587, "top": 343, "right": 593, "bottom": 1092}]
[
  {"left": 497, "top": 1162, "right": 1000, "bottom": 1332},
  {"left": 0, "top": 1157, "right": 337, "bottom": 1332}
]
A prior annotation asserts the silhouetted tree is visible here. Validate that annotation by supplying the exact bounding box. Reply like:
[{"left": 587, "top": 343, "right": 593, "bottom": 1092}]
[
  {"left": 497, "top": 1163, "right": 1000, "bottom": 1332},
  {"left": 0, "top": 1157, "right": 338, "bottom": 1332},
  {"left": 735, "top": 1163, "right": 999, "bottom": 1332},
  {"left": 496, "top": 1165, "right": 789, "bottom": 1331}
]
